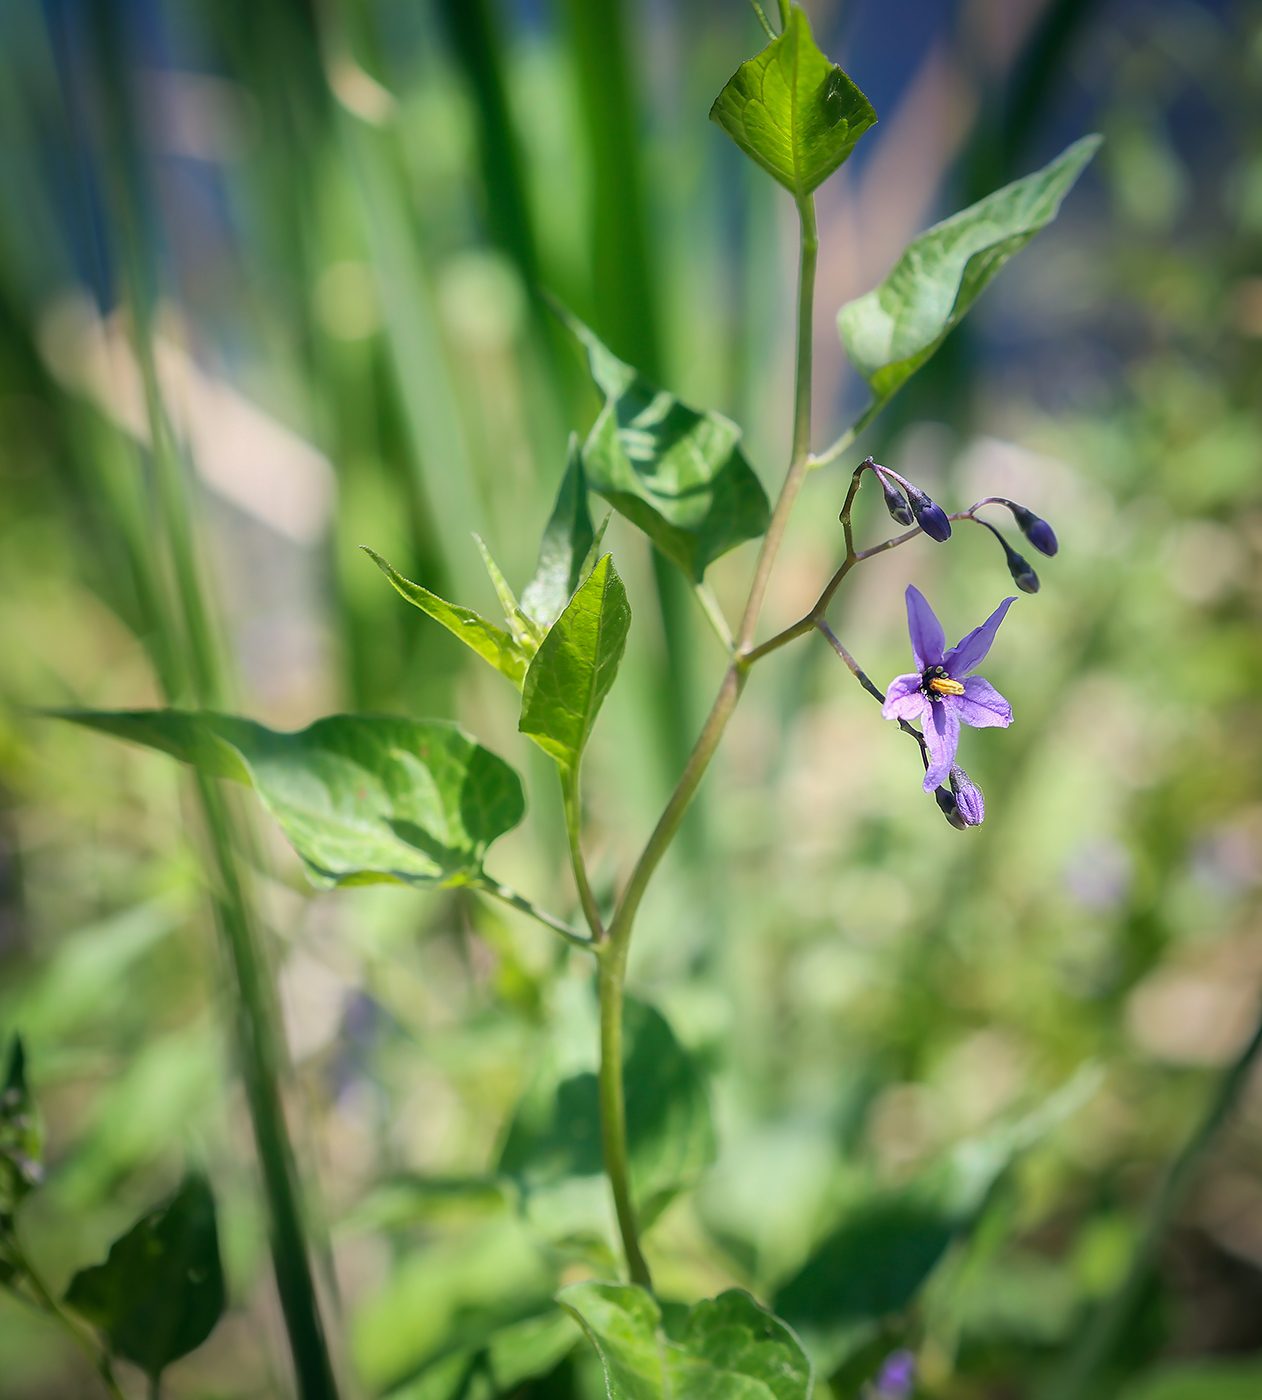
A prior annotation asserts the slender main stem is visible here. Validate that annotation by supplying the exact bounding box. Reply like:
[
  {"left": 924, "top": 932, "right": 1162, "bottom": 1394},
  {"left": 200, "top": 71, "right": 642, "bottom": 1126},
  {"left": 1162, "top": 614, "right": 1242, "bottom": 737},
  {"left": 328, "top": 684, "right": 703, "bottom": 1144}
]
[
  {"left": 563, "top": 768, "right": 607, "bottom": 942},
  {"left": 593, "top": 195, "right": 818, "bottom": 1285},
  {"left": 1048, "top": 1009, "right": 1262, "bottom": 1400}
]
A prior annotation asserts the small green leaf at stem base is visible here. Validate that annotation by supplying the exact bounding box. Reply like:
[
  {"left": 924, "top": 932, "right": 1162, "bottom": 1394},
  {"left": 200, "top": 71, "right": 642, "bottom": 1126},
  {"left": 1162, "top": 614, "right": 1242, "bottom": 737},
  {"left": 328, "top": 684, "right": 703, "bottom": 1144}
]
[
  {"left": 64, "top": 1172, "right": 226, "bottom": 1383},
  {"left": 519, "top": 554, "right": 631, "bottom": 768},
  {"left": 522, "top": 435, "right": 597, "bottom": 629},
  {"left": 53, "top": 710, "right": 525, "bottom": 892},
  {"left": 560, "top": 311, "right": 771, "bottom": 581},
  {"left": 710, "top": 4, "right": 875, "bottom": 198},
  {"left": 558, "top": 1283, "right": 813, "bottom": 1400},
  {"left": 364, "top": 548, "right": 530, "bottom": 686},
  {"left": 838, "top": 134, "right": 1101, "bottom": 411},
  {"left": 0, "top": 1036, "right": 43, "bottom": 1215}
]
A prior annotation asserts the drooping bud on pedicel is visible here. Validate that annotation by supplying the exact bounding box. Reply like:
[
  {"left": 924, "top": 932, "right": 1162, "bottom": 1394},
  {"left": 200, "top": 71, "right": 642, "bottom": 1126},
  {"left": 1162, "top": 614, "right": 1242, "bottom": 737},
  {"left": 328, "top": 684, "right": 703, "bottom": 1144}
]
[
  {"left": 879, "top": 476, "right": 915, "bottom": 527},
  {"left": 934, "top": 783, "right": 967, "bottom": 829},
  {"left": 1001, "top": 538, "right": 1040, "bottom": 593},
  {"left": 903, "top": 484, "right": 952, "bottom": 542},
  {"left": 1008, "top": 501, "right": 1058, "bottom": 556},
  {"left": 949, "top": 764, "right": 985, "bottom": 826}
]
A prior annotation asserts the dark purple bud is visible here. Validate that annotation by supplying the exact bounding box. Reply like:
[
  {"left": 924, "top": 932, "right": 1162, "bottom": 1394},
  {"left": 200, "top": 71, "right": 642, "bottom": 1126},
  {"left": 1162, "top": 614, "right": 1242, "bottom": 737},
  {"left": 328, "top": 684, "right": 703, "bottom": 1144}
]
[
  {"left": 872, "top": 1349, "right": 916, "bottom": 1399},
  {"left": 904, "top": 486, "right": 952, "bottom": 542},
  {"left": 1009, "top": 503, "right": 1058, "bottom": 557},
  {"left": 934, "top": 784, "right": 967, "bottom": 829},
  {"left": 1004, "top": 544, "right": 1040, "bottom": 593},
  {"left": 880, "top": 479, "right": 915, "bottom": 527}
]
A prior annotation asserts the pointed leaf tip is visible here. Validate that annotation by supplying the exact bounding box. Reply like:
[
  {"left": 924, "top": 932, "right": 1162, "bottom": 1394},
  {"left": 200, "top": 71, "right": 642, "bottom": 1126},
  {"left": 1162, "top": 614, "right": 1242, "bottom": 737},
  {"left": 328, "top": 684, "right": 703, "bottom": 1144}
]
[
  {"left": 710, "top": 4, "right": 876, "bottom": 198},
  {"left": 839, "top": 134, "right": 1101, "bottom": 410}
]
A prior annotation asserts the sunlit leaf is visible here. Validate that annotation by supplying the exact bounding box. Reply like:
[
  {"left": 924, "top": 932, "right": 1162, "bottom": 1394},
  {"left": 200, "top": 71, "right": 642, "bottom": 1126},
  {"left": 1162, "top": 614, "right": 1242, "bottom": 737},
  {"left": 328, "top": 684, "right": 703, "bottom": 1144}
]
[
  {"left": 558, "top": 1283, "right": 813, "bottom": 1400},
  {"left": 473, "top": 533, "right": 544, "bottom": 649},
  {"left": 55, "top": 711, "right": 525, "bottom": 890},
  {"left": 64, "top": 1172, "right": 225, "bottom": 1381},
  {"left": 710, "top": 4, "right": 875, "bottom": 198},
  {"left": 519, "top": 554, "right": 630, "bottom": 768},
  {"left": 521, "top": 436, "right": 596, "bottom": 629},
  {"left": 364, "top": 548, "right": 530, "bottom": 686},
  {"left": 563, "top": 313, "right": 770, "bottom": 581},
  {"left": 498, "top": 997, "right": 716, "bottom": 1217},
  {"left": 0, "top": 1037, "right": 42, "bottom": 1214},
  {"left": 838, "top": 135, "right": 1101, "bottom": 408}
]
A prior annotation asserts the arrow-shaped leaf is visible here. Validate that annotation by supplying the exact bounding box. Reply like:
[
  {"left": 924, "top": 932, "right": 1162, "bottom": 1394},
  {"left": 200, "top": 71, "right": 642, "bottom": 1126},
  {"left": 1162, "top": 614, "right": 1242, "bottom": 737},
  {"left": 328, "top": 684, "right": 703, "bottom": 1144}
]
[
  {"left": 519, "top": 554, "right": 630, "bottom": 769},
  {"left": 364, "top": 548, "right": 530, "bottom": 687},
  {"left": 838, "top": 134, "right": 1101, "bottom": 410},
  {"left": 710, "top": 4, "right": 876, "bottom": 199},
  {"left": 558, "top": 1284, "right": 813, "bottom": 1400},
  {"left": 563, "top": 313, "right": 770, "bottom": 582},
  {"left": 55, "top": 710, "right": 525, "bottom": 890},
  {"left": 521, "top": 436, "right": 597, "bottom": 629}
]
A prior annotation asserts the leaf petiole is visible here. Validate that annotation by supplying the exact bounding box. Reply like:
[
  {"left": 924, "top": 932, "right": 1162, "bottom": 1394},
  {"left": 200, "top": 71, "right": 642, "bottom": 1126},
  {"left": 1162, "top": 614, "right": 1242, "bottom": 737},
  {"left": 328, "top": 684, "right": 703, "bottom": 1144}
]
[{"left": 475, "top": 877, "right": 593, "bottom": 951}]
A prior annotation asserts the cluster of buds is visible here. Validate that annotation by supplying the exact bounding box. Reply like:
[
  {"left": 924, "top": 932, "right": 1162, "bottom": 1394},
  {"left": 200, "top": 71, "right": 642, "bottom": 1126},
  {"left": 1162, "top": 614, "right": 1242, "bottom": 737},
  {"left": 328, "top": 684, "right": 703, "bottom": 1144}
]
[{"left": 837, "top": 460, "right": 1060, "bottom": 832}]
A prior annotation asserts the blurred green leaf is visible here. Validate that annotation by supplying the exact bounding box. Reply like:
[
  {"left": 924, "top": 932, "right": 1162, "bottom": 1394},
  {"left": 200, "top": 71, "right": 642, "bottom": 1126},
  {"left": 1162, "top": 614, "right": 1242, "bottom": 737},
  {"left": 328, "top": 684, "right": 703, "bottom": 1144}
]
[
  {"left": 1119, "top": 1362, "right": 1262, "bottom": 1400},
  {"left": 521, "top": 436, "right": 596, "bottom": 629},
  {"left": 838, "top": 134, "right": 1101, "bottom": 408},
  {"left": 709, "top": 5, "right": 875, "bottom": 198},
  {"left": 64, "top": 1172, "right": 225, "bottom": 1381},
  {"left": 563, "top": 313, "right": 771, "bottom": 581},
  {"left": 519, "top": 554, "right": 630, "bottom": 768},
  {"left": 498, "top": 997, "right": 715, "bottom": 1215},
  {"left": 558, "top": 1283, "right": 813, "bottom": 1400},
  {"left": 365, "top": 548, "right": 530, "bottom": 687},
  {"left": 0, "top": 1037, "right": 42, "bottom": 1214},
  {"left": 773, "top": 1194, "right": 955, "bottom": 1335},
  {"left": 383, "top": 1309, "right": 580, "bottom": 1400},
  {"left": 56, "top": 711, "right": 525, "bottom": 890}
]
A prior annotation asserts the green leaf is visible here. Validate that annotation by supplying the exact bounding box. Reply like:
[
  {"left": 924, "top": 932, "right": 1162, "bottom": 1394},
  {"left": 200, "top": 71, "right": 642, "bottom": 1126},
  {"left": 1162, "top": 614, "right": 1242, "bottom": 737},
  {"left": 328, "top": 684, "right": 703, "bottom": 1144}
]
[
  {"left": 498, "top": 998, "right": 716, "bottom": 1217},
  {"left": 0, "top": 1037, "right": 43, "bottom": 1214},
  {"left": 472, "top": 534, "right": 544, "bottom": 650},
  {"left": 563, "top": 313, "right": 770, "bottom": 581},
  {"left": 709, "top": 5, "right": 875, "bottom": 198},
  {"left": 773, "top": 1194, "right": 955, "bottom": 1336},
  {"left": 521, "top": 436, "right": 596, "bottom": 629},
  {"left": 64, "top": 1172, "right": 226, "bottom": 1381},
  {"left": 838, "top": 134, "right": 1101, "bottom": 408},
  {"left": 558, "top": 1284, "right": 813, "bottom": 1400},
  {"left": 519, "top": 554, "right": 630, "bottom": 768},
  {"left": 55, "top": 711, "right": 525, "bottom": 890},
  {"left": 364, "top": 548, "right": 530, "bottom": 687},
  {"left": 382, "top": 1309, "right": 580, "bottom": 1400}
]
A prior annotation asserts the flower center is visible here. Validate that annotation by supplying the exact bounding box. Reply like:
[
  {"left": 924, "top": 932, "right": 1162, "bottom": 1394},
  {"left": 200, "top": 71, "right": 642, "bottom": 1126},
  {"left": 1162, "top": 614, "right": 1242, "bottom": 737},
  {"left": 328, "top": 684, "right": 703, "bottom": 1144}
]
[{"left": 923, "top": 665, "right": 965, "bottom": 699}]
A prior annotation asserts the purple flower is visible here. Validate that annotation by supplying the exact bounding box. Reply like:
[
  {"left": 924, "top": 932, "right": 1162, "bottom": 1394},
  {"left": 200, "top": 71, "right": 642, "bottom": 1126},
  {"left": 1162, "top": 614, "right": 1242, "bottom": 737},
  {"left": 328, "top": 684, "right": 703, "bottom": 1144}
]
[
  {"left": 871, "top": 1349, "right": 915, "bottom": 1398},
  {"left": 882, "top": 586, "right": 1015, "bottom": 793}
]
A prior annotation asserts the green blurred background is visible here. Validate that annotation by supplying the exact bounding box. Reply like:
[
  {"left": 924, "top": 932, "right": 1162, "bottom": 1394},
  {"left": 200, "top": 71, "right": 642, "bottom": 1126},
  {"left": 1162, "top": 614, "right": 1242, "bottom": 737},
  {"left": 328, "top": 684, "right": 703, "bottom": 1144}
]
[{"left": 4, "top": 0, "right": 1262, "bottom": 1395}]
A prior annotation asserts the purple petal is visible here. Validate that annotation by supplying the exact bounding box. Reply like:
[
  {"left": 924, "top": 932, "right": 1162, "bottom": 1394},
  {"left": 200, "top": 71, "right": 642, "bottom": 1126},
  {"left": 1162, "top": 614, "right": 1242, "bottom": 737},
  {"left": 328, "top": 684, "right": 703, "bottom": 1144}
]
[
  {"left": 882, "top": 674, "right": 928, "bottom": 723},
  {"left": 944, "top": 596, "right": 1016, "bottom": 676},
  {"left": 922, "top": 701, "right": 960, "bottom": 791},
  {"left": 952, "top": 675, "right": 1013, "bottom": 729},
  {"left": 905, "top": 585, "right": 945, "bottom": 670}
]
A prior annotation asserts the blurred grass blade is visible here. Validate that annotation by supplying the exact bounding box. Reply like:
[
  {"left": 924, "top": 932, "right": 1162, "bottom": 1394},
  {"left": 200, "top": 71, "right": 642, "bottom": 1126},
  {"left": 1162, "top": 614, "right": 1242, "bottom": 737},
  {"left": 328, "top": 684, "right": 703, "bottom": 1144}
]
[
  {"left": 710, "top": 5, "right": 876, "bottom": 197},
  {"left": 838, "top": 134, "right": 1101, "bottom": 410}
]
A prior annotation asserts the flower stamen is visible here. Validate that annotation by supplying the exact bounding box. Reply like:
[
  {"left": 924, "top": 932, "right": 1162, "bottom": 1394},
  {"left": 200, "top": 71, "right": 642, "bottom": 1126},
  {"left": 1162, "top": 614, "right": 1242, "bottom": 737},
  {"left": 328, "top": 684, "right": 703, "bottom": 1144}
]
[{"left": 928, "top": 675, "right": 965, "bottom": 696}]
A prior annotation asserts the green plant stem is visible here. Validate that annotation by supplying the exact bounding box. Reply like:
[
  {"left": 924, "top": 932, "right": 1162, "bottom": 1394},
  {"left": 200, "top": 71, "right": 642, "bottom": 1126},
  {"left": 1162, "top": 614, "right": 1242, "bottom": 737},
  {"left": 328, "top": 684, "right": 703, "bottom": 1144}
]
[
  {"left": 477, "top": 877, "right": 591, "bottom": 950},
  {"left": 736, "top": 194, "right": 817, "bottom": 654},
  {"left": 562, "top": 768, "right": 607, "bottom": 941},
  {"left": 592, "top": 195, "right": 818, "bottom": 1286},
  {"left": 1048, "top": 1011, "right": 1262, "bottom": 1400},
  {"left": 5, "top": 1232, "right": 127, "bottom": 1400},
  {"left": 749, "top": 0, "right": 777, "bottom": 39}
]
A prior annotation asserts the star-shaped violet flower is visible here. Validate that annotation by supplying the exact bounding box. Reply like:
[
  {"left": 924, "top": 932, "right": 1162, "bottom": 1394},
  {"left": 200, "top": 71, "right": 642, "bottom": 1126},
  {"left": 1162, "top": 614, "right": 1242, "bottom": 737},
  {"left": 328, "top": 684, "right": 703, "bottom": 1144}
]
[{"left": 882, "top": 585, "right": 1016, "bottom": 792}]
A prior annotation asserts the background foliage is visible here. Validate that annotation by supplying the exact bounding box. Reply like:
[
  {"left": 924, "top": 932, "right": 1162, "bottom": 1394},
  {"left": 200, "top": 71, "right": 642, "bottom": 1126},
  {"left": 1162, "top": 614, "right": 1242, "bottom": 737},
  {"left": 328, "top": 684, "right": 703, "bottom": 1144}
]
[{"left": 3, "top": 0, "right": 1262, "bottom": 1395}]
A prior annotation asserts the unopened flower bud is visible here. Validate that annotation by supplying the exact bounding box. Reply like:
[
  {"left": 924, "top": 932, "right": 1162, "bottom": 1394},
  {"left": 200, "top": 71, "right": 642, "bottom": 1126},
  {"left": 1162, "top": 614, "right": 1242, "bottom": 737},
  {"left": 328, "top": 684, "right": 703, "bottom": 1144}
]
[
  {"left": 1009, "top": 502, "right": 1058, "bottom": 556},
  {"left": 949, "top": 764, "right": 985, "bottom": 825},
  {"left": 1004, "top": 543, "right": 1040, "bottom": 593},
  {"left": 904, "top": 485, "right": 952, "bottom": 542},
  {"left": 880, "top": 478, "right": 915, "bottom": 526},
  {"left": 934, "top": 784, "right": 967, "bottom": 829}
]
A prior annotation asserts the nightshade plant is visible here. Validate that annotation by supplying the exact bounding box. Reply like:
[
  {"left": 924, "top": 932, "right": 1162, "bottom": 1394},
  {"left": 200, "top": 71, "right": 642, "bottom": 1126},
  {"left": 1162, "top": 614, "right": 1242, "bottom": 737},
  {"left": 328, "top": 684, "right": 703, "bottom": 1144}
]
[{"left": 25, "top": 5, "right": 1105, "bottom": 1397}]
